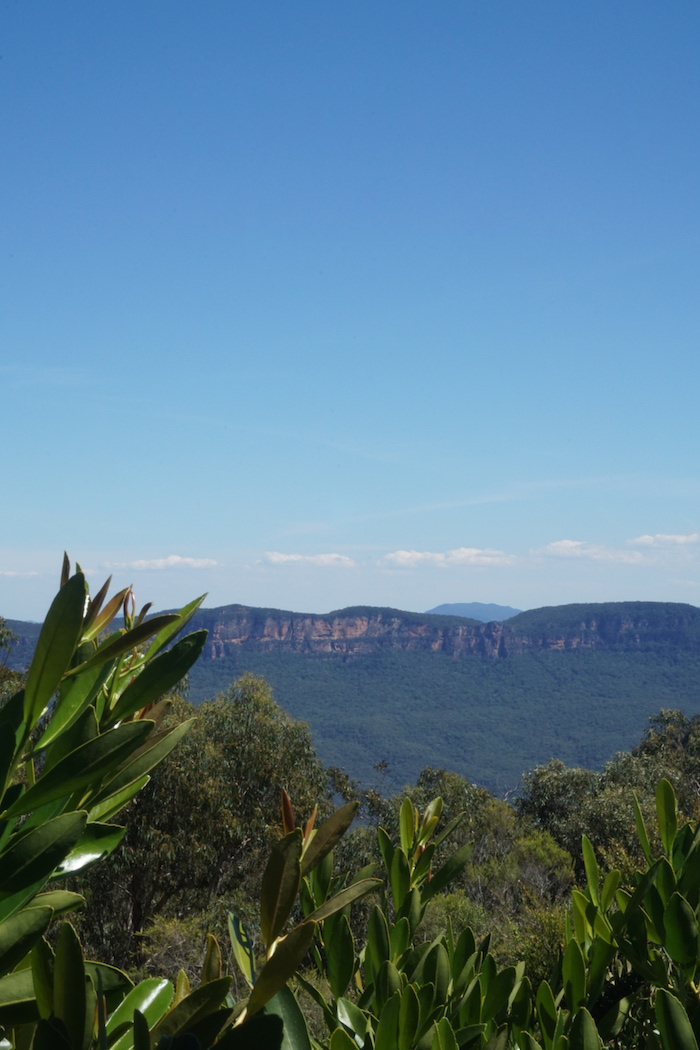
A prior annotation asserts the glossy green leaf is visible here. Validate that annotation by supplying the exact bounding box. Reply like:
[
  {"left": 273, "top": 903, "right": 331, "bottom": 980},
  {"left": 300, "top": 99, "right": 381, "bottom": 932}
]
[
  {"left": 482, "top": 966, "right": 516, "bottom": 1023},
  {"left": 86, "top": 774, "right": 150, "bottom": 823},
  {"left": 400, "top": 797, "right": 415, "bottom": 857},
  {"left": 0, "top": 812, "right": 87, "bottom": 896},
  {"left": 422, "top": 842, "right": 472, "bottom": 902},
  {"left": 424, "top": 942, "right": 450, "bottom": 1008},
  {"left": 246, "top": 921, "right": 317, "bottom": 1018},
  {"left": 35, "top": 662, "right": 111, "bottom": 755},
  {"left": 563, "top": 939, "right": 586, "bottom": 1013},
  {"left": 306, "top": 879, "right": 379, "bottom": 926},
  {"left": 65, "top": 615, "right": 179, "bottom": 677},
  {"left": 398, "top": 983, "right": 421, "bottom": 1050},
  {"left": 260, "top": 829, "right": 303, "bottom": 945},
  {"left": 32, "top": 890, "right": 85, "bottom": 917},
  {"left": 569, "top": 1007, "right": 601, "bottom": 1050},
  {"left": 88, "top": 719, "right": 193, "bottom": 810},
  {"left": 581, "top": 836, "right": 599, "bottom": 906},
  {"left": 151, "top": 976, "right": 231, "bottom": 1039},
  {"left": 365, "top": 905, "right": 391, "bottom": 983},
  {"left": 201, "top": 932, "right": 222, "bottom": 984},
  {"left": 54, "top": 822, "right": 126, "bottom": 877},
  {"left": 330, "top": 1029, "right": 358, "bottom": 1050},
  {"left": 657, "top": 779, "right": 678, "bottom": 858},
  {"left": 664, "top": 891, "right": 699, "bottom": 964},
  {"left": 600, "top": 869, "right": 621, "bottom": 912},
  {"left": 53, "top": 922, "right": 88, "bottom": 1050},
  {"left": 417, "top": 797, "right": 443, "bottom": 846},
  {"left": 106, "top": 978, "right": 174, "bottom": 1050},
  {"left": 374, "top": 989, "right": 401, "bottom": 1050},
  {"left": 144, "top": 595, "right": 206, "bottom": 660},
  {"left": 24, "top": 573, "right": 86, "bottom": 729},
  {"left": 265, "top": 984, "right": 313, "bottom": 1050},
  {"left": 431, "top": 1016, "right": 459, "bottom": 1050},
  {"left": 325, "top": 912, "right": 355, "bottom": 1000},
  {"left": 0, "top": 906, "right": 52, "bottom": 979},
  {"left": 390, "top": 847, "right": 411, "bottom": 911},
  {"left": 300, "top": 801, "right": 359, "bottom": 875},
  {"left": 229, "top": 913, "right": 256, "bottom": 988},
  {"left": 337, "top": 996, "right": 369, "bottom": 1042},
  {"left": 377, "top": 825, "right": 395, "bottom": 875},
  {"left": 536, "top": 981, "right": 558, "bottom": 1050},
  {"left": 655, "top": 989, "right": 699, "bottom": 1050},
  {"left": 107, "top": 631, "right": 208, "bottom": 725},
  {"left": 518, "top": 1035, "right": 544, "bottom": 1050},
  {"left": 3, "top": 721, "right": 154, "bottom": 818},
  {"left": 633, "top": 793, "right": 653, "bottom": 865},
  {"left": 0, "top": 965, "right": 40, "bottom": 1026}
]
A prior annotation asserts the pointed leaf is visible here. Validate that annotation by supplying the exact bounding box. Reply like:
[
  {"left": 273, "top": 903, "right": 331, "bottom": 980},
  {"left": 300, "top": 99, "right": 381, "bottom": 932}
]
[
  {"left": 53, "top": 922, "right": 87, "bottom": 1050},
  {"left": 655, "top": 989, "right": 699, "bottom": 1050},
  {"left": 422, "top": 842, "right": 472, "bottom": 902},
  {"left": 569, "top": 1007, "right": 602, "bottom": 1050},
  {"left": 260, "top": 830, "right": 302, "bottom": 944},
  {"left": 24, "top": 573, "right": 86, "bottom": 728},
  {"left": 144, "top": 595, "right": 207, "bottom": 660},
  {"left": 0, "top": 812, "right": 87, "bottom": 896},
  {"left": 0, "top": 906, "right": 53, "bottom": 978},
  {"left": 246, "top": 922, "right": 316, "bottom": 1017},
  {"left": 301, "top": 802, "right": 359, "bottom": 875},
  {"left": 54, "top": 822, "right": 126, "bottom": 877},
  {"left": 664, "top": 892, "right": 699, "bottom": 964},
  {"left": 107, "top": 632, "right": 207, "bottom": 725},
  {"left": 265, "top": 985, "right": 313, "bottom": 1050},
  {"left": 4, "top": 722, "right": 154, "bottom": 819},
  {"left": 202, "top": 933, "right": 222, "bottom": 984},
  {"left": 581, "top": 837, "right": 599, "bottom": 906},
  {"left": 65, "top": 616, "right": 180, "bottom": 677},
  {"left": 152, "top": 976, "right": 231, "bottom": 1039},
  {"left": 657, "top": 779, "right": 678, "bottom": 858},
  {"left": 106, "top": 978, "right": 174, "bottom": 1050},
  {"left": 229, "top": 913, "right": 256, "bottom": 988},
  {"left": 400, "top": 797, "right": 415, "bottom": 856}
]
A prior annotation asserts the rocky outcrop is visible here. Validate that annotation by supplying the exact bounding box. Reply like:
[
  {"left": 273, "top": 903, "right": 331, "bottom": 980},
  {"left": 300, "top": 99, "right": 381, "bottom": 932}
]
[{"left": 197, "top": 601, "right": 700, "bottom": 662}]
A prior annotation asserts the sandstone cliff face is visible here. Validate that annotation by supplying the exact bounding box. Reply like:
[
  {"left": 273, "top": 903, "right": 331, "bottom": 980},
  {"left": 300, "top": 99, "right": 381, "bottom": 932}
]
[{"left": 200, "top": 604, "right": 699, "bottom": 662}]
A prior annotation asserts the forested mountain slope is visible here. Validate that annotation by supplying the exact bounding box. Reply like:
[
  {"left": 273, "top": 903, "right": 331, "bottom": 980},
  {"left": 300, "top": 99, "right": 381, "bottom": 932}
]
[{"left": 6, "top": 601, "right": 700, "bottom": 793}]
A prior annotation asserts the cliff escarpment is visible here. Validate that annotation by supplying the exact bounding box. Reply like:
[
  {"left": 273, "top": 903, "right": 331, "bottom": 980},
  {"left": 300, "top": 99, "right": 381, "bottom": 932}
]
[{"left": 195, "top": 601, "right": 700, "bottom": 662}]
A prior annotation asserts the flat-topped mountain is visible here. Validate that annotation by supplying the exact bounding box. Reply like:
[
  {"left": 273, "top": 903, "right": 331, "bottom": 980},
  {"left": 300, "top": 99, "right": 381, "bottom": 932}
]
[
  {"left": 5, "top": 601, "right": 700, "bottom": 793},
  {"left": 190, "top": 600, "right": 700, "bottom": 661}
]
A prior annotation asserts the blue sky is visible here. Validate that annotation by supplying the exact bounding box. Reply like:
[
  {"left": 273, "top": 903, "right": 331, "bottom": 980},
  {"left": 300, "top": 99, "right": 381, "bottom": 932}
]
[{"left": 2, "top": 2, "right": 700, "bottom": 621}]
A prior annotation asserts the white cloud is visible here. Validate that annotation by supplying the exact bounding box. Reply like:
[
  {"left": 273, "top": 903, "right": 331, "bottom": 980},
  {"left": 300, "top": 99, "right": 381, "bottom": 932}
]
[
  {"left": 628, "top": 533, "right": 699, "bottom": 547},
  {"left": 539, "top": 540, "right": 644, "bottom": 564},
  {"left": 108, "top": 555, "right": 218, "bottom": 571},
  {"left": 382, "top": 546, "right": 514, "bottom": 569},
  {"left": 264, "top": 552, "right": 356, "bottom": 568},
  {"left": 0, "top": 570, "right": 40, "bottom": 577}
]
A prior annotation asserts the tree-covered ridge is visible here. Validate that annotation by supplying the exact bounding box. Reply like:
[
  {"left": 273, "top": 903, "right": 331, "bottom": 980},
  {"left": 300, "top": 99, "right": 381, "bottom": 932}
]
[
  {"left": 7, "top": 599, "right": 700, "bottom": 795},
  {"left": 509, "top": 601, "right": 700, "bottom": 648}
]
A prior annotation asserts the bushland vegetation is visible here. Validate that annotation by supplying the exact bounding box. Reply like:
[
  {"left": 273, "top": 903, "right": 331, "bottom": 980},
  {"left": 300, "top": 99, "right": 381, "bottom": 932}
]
[{"left": 4, "top": 577, "right": 700, "bottom": 1048}]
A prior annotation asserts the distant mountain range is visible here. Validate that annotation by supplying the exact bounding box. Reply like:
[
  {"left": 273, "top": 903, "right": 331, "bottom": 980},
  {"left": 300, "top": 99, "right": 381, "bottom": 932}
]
[
  {"left": 425, "top": 602, "right": 521, "bottom": 621},
  {"left": 5, "top": 600, "right": 700, "bottom": 793}
]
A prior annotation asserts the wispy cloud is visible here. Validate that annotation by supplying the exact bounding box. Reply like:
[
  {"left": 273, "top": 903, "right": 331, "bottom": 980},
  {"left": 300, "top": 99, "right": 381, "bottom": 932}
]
[
  {"left": 0, "top": 570, "right": 40, "bottom": 577},
  {"left": 264, "top": 552, "right": 356, "bottom": 568},
  {"left": 538, "top": 540, "right": 644, "bottom": 564},
  {"left": 628, "top": 533, "right": 699, "bottom": 547},
  {"left": 106, "top": 555, "right": 218, "bottom": 570},
  {"left": 382, "top": 547, "right": 514, "bottom": 569}
]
